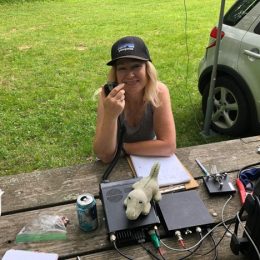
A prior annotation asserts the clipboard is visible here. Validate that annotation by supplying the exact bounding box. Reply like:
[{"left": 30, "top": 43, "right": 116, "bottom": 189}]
[{"left": 127, "top": 154, "right": 198, "bottom": 193}]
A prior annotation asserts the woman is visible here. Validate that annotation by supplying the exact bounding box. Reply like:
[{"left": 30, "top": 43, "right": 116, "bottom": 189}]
[{"left": 94, "top": 36, "right": 176, "bottom": 163}]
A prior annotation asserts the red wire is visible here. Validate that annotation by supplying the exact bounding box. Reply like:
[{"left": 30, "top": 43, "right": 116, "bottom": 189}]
[{"left": 178, "top": 239, "right": 185, "bottom": 248}]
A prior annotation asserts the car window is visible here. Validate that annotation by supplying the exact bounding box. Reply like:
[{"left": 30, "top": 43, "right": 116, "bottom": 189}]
[
  {"left": 224, "top": 0, "right": 259, "bottom": 26},
  {"left": 254, "top": 21, "right": 260, "bottom": 34}
]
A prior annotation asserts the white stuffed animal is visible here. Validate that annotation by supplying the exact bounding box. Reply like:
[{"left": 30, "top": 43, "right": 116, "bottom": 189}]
[{"left": 124, "top": 162, "right": 161, "bottom": 220}]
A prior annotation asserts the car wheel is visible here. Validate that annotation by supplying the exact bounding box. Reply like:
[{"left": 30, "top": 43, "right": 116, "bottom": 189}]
[{"left": 202, "top": 76, "right": 249, "bottom": 136}]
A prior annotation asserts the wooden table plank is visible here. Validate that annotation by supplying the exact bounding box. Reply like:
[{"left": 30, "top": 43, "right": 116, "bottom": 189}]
[
  {"left": 0, "top": 201, "right": 111, "bottom": 259},
  {"left": 1, "top": 136, "right": 258, "bottom": 259},
  {"left": 1, "top": 136, "right": 259, "bottom": 213},
  {"left": 0, "top": 171, "right": 244, "bottom": 259},
  {"left": 177, "top": 136, "right": 260, "bottom": 177},
  {"left": 0, "top": 159, "right": 134, "bottom": 214},
  {"left": 0, "top": 203, "right": 242, "bottom": 260}
]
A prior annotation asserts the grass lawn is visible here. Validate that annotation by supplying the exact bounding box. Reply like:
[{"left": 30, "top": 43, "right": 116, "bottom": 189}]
[{"left": 0, "top": 0, "right": 234, "bottom": 176}]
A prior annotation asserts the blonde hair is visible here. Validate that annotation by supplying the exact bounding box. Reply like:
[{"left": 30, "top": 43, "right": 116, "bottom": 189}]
[{"left": 107, "top": 61, "right": 161, "bottom": 107}]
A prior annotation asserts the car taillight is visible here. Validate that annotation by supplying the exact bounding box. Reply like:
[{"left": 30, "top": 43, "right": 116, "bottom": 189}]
[{"left": 207, "top": 26, "right": 225, "bottom": 49}]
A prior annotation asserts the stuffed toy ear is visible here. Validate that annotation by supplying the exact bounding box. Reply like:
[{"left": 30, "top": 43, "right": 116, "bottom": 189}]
[{"left": 124, "top": 197, "right": 127, "bottom": 206}]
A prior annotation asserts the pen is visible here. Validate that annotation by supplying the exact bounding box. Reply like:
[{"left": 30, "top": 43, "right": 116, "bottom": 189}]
[
  {"left": 195, "top": 159, "right": 210, "bottom": 176},
  {"left": 160, "top": 185, "right": 185, "bottom": 194}
]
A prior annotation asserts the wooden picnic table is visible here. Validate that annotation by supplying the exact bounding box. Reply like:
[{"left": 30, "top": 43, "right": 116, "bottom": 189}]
[{"left": 1, "top": 135, "right": 260, "bottom": 259}]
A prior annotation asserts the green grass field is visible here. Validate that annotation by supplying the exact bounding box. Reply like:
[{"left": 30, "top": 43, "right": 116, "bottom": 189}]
[{"left": 0, "top": 0, "right": 233, "bottom": 176}]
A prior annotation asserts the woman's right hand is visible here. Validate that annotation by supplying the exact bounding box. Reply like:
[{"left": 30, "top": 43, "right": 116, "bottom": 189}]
[{"left": 102, "top": 83, "right": 125, "bottom": 119}]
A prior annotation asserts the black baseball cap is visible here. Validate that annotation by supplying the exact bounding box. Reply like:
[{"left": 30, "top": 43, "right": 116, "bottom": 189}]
[{"left": 107, "top": 36, "right": 152, "bottom": 66}]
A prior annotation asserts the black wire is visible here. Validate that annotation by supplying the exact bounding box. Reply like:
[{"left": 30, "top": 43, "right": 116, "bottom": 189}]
[
  {"left": 209, "top": 233, "right": 218, "bottom": 260},
  {"left": 140, "top": 243, "right": 162, "bottom": 260},
  {"left": 102, "top": 121, "right": 126, "bottom": 181},
  {"left": 236, "top": 198, "right": 260, "bottom": 259},
  {"left": 176, "top": 222, "right": 232, "bottom": 259},
  {"left": 177, "top": 233, "right": 204, "bottom": 260},
  {"left": 158, "top": 248, "right": 166, "bottom": 260},
  {"left": 199, "top": 223, "right": 232, "bottom": 257},
  {"left": 112, "top": 241, "right": 134, "bottom": 260}
]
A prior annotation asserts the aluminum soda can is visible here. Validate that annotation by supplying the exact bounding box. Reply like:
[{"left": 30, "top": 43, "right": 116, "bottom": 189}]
[{"left": 76, "top": 193, "right": 98, "bottom": 232}]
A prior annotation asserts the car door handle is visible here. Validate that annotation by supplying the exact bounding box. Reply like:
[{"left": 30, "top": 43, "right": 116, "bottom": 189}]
[{"left": 244, "top": 49, "right": 260, "bottom": 59}]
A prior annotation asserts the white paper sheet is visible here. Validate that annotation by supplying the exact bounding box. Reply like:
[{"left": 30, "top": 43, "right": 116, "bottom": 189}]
[
  {"left": 130, "top": 154, "right": 191, "bottom": 187},
  {"left": 2, "top": 249, "right": 58, "bottom": 260}
]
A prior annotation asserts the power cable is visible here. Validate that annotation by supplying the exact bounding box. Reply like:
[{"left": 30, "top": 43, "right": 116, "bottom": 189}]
[
  {"left": 236, "top": 211, "right": 260, "bottom": 258},
  {"left": 177, "top": 234, "right": 203, "bottom": 259},
  {"left": 200, "top": 223, "right": 231, "bottom": 257},
  {"left": 140, "top": 242, "right": 162, "bottom": 260},
  {"left": 110, "top": 233, "right": 134, "bottom": 260},
  {"left": 112, "top": 240, "right": 133, "bottom": 260},
  {"left": 221, "top": 194, "right": 234, "bottom": 235},
  {"left": 209, "top": 233, "right": 218, "bottom": 260}
]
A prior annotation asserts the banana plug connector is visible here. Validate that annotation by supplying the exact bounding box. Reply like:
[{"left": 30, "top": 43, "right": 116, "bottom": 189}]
[
  {"left": 175, "top": 230, "right": 185, "bottom": 248},
  {"left": 149, "top": 229, "right": 160, "bottom": 249},
  {"left": 149, "top": 228, "right": 165, "bottom": 257}
]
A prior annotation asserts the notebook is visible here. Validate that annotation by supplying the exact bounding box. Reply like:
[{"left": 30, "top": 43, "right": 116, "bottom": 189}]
[{"left": 128, "top": 154, "right": 196, "bottom": 189}]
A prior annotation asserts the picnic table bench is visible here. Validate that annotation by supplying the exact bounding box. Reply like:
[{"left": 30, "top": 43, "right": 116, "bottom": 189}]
[{"left": 1, "top": 135, "right": 260, "bottom": 259}]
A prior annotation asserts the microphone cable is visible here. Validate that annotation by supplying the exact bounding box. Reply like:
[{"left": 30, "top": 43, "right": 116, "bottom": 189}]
[{"left": 101, "top": 119, "right": 126, "bottom": 182}]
